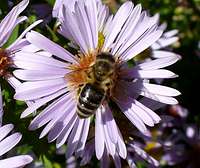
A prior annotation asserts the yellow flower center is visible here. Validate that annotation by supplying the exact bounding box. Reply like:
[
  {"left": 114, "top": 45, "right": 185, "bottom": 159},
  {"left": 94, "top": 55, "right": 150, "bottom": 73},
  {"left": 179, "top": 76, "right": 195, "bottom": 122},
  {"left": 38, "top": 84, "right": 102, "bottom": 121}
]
[{"left": 98, "top": 32, "right": 105, "bottom": 50}]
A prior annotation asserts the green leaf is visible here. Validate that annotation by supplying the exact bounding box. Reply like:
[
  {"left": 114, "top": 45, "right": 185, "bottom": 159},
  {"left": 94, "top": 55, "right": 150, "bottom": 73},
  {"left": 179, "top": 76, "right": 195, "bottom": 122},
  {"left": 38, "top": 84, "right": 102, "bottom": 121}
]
[
  {"left": 42, "top": 155, "right": 53, "bottom": 168},
  {"left": 45, "top": 0, "right": 56, "bottom": 6},
  {"left": 3, "top": 25, "right": 19, "bottom": 48},
  {"left": 46, "top": 25, "right": 59, "bottom": 42}
]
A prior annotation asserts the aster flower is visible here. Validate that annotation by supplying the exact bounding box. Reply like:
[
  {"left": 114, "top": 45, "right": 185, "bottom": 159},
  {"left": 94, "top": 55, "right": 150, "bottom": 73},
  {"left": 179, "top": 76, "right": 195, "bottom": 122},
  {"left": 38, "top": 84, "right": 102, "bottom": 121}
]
[
  {"left": 0, "top": 0, "right": 43, "bottom": 101},
  {"left": 155, "top": 106, "right": 200, "bottom": 167},
  {"left": 161, "top": 124, "right": 200, "bottom": 167},
  {"left": 14, "top": 0, "right": 180, "bottom": 163},
  {"left": 0, "top": 124, "right": 33, "bottom": 167},
  {"left": 76, "top": 136, "right": 159, "bottom": 168}
]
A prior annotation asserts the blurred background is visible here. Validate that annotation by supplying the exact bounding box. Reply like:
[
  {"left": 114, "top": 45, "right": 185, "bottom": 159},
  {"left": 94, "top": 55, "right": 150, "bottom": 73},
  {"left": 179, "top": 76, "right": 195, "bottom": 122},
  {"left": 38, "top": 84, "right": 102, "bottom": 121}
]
[{"left": 0, "top": 0, "right": 200, "bottom": 167}]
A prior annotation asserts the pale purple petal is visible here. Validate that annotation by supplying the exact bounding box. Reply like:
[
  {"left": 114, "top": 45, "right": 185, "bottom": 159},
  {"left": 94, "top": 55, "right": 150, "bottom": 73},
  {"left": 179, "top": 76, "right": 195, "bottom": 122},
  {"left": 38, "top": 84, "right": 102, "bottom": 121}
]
[
  {"left": 26, "top": 31, "right": 77, "bottom": 63},
  {"left": 97, "top": 2, "right": 109, "bottom": 32},
  {"left": 114, "top": 12, "right": 162, "bottom": 60},
  {"left": 116, "top": 99, "right": 148, "bottom": 133},
  {"left": 85, "top": 0, "right": 98, "bottom": 49},
  {"left": 39, "top": 100, "right": 75, "bottom": 139},
  {"left": 60, "top": 5, "right": 89, "bottom": 53},
  {"left": 113, "top": 154, "right": 121, "bottom": 168},
  {"left": 135, "top": 69, "right": 178, "bottom": 79},
  {"left": 0, "top": 124, "right": 14, "bottom": 142},
  {"left": 20, "top": 88, "right": 67, "bottom": 118},
  {"left": 0, "top": 133, "right": 22, "bottom": 156},
  {"left": 117, "top": 130, "right": 127, "bottom": 159},
  {"left": 153, "top": 50, "right": 181, "bottom": 58},
  {"left": 66, "top": 118, "right": 85, "bottom": 158},
  {"left": 152, "top": 36, "right": 179, "bottom": 49},
  {"left": 163, "top": 29, "right": 178, "bottom": 38},
  {"left": 95, "top": 107, "right": 105, "bottom": 159},
  {"left": 103, "top": 1, "right": 133, "bottom": 50},
  {"left": 127, "top": 153, "right": 137, "bottom": 168},
  {"left": 103, "top": 124, "right": 116, "bottom": 156},
  {"left": 137, "top": 56, "right": 181, "bottom": 70},
  {"left": 140, "top": 92, "right": 179, "bottom": 105},
  {"left": 14, "top": 69, "right": 68, "bottom": 81},
  {"left": 56, "top": 115, "right": 78, "bottom": 148},
  {"left": 130, "top": 143, "right": 159, "bottom": 167},
  {"left": 48, "top": 105, "right": 76, "bottom": 143},
  {"left": 8, "top": 20, "right": 43, "bottom": 50},
  {"left": 76, "top": 118, "right": 90, "bottom": 155},
  {"left": 80, "top": 140, "right": 95, "bottom": 165},
  {"left": 0, "top": 155, "right": 33, "bottom": 168},
  {"left": 102, "top": 106, "right": 118, "bottom": 144},
  {"left": 140, "top": 97, "right": 165, "bottom": 111},
  {"left": 122, "top": 29, "right": 163, "bottom": 61},
  {"left": 74, "top": 1, "right": 95, "bottom": 50},
  {"left": 134, "top": 100, "right": 161, "bottom": 123},
  {"left": 112, "top": 4, "right": 142, "bottom": 54},
  {"left": 142, "top": 83, "right": 181, "bottom": 97},
  {"left": 0, "top": 0, "right": 29, "bottom": 46},
  {"left": 14, "top": 50, "right": 70, "bottom": 68},
  {"left": 29, "top": 93, "right": 72, "bottom": 130},
  {"left": 124, "top": 99, "right": 155, "bottom": 127},
  {"left": 14, "top": 78, "right": 67, "bottom": 100}
]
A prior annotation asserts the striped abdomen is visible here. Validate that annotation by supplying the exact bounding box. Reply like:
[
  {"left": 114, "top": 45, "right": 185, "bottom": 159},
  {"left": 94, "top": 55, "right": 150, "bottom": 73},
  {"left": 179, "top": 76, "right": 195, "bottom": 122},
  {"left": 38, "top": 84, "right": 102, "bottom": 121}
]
[{"left": 77, "top": 83, "right": 105, "bottom": 118}]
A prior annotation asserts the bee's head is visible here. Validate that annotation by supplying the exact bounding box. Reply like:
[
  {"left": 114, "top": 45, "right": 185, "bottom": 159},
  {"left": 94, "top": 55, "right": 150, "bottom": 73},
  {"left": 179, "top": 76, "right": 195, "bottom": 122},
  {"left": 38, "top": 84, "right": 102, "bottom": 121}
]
[{"left": 94, "top": 53, "right": 115, "bottom": 80}]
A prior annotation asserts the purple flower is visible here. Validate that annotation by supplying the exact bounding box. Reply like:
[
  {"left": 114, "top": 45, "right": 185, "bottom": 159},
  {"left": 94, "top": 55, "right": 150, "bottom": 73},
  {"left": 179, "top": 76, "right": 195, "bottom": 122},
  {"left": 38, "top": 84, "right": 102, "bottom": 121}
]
[
  {"left": 0, "top": 124, "right": 33, "bottom": 168},
  {"left": 0, "top": 0, "right": 42, "bottom": 96},
  {"left": 14, "top": 0, "right": 180, "bottom": 162},
  {"left": 77, "top": 137, "right": 160, "bottom": 168}
]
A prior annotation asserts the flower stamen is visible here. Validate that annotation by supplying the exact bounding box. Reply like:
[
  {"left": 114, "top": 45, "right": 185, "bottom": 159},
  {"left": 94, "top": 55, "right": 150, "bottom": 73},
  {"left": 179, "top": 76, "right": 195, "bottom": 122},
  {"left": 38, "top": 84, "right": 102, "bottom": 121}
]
[{"left": 0, "top": 48, "right": 12, "bottom": 77}]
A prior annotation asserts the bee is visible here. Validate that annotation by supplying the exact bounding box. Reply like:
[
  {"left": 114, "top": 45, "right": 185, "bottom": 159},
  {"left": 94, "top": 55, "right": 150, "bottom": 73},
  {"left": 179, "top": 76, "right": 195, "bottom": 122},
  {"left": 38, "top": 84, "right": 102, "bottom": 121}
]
[{"left": 77, "top": 52, "right": 116, "bottom": 118}]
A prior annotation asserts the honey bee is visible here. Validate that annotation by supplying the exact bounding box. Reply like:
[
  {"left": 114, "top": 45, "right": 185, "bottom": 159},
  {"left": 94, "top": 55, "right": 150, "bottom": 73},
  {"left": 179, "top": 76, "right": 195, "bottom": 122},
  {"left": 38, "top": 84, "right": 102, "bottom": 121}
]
[{"left": 77, "top": 52, "right": 116, "bottom": 118}]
